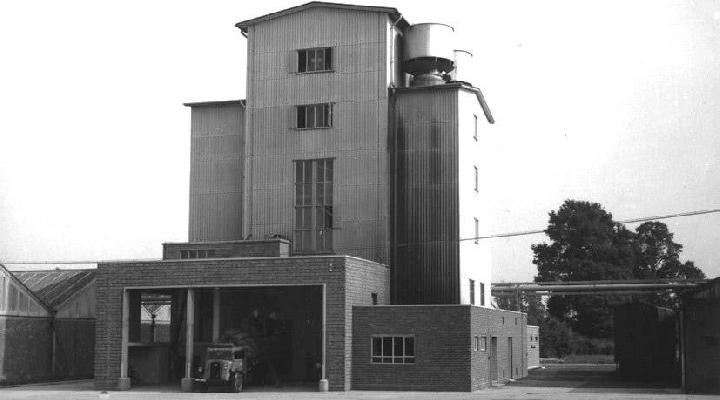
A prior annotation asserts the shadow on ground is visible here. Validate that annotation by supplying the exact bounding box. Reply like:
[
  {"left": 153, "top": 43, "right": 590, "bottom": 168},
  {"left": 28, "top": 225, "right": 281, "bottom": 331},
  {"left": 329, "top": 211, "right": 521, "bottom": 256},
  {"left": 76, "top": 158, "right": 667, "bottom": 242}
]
[{"left": 509, "top": 364, "right": 682, "bottom": 394}]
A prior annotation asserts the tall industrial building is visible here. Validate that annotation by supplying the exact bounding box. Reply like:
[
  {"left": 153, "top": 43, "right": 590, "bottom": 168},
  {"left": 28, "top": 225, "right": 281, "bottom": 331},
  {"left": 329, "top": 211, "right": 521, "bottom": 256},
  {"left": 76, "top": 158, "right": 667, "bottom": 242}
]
[
  {"left": 94, "top": 3, "right": 527, "bottom": 393},
  {"left": 186, "top": 1, "right": 494, "bottom": 306}
]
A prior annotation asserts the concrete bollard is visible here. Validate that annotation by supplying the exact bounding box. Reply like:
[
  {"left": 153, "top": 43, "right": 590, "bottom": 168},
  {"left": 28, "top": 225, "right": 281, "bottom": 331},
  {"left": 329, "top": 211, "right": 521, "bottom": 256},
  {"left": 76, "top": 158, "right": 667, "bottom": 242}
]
[
  {"left": 117, "top": 377, "right": 131, "bottom": 391},
  {"left": 180, "top": 377, "right": 194, "bottom": 392},
  {"left": 318, "top": 378, "right": 329, "bottom": 392}
]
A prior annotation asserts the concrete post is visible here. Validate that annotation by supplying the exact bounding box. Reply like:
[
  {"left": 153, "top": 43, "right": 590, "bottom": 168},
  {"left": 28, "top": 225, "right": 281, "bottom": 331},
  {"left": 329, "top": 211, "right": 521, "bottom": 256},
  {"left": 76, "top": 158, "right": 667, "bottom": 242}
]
[
  {"left": 212, "top": 288, "right": 220, "bottom": 341},
  {"left": 180, "top": 288, "right": 195, "bottom": 392},
  {"left": 118, "top": 289, "right": 131, "bottom": 390},
  {"left": 318, "top": 284, "right": 328, "bottom": 392}
]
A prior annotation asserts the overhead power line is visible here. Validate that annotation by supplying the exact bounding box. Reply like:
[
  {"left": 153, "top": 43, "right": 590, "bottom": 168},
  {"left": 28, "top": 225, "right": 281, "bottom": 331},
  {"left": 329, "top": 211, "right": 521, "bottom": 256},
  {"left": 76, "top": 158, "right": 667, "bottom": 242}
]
[
  {"left": 458, "top": 207, "right": 720, "bottom": 242},
  {"left": 3, "top": 208, "right": 719, "bottom": 264}
]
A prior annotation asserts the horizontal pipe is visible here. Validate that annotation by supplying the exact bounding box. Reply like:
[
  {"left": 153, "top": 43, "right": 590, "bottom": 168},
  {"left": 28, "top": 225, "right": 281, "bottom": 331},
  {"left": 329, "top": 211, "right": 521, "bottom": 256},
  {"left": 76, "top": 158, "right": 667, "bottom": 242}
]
[
  {"left": 493, "top": 290, "right": 679, "bottom": 296},
  {"left": 493, "top": 279, "right": 707, "bottom": 287},
  {"left": 492, "top": 283, "right": 701, "bottom": 292}
]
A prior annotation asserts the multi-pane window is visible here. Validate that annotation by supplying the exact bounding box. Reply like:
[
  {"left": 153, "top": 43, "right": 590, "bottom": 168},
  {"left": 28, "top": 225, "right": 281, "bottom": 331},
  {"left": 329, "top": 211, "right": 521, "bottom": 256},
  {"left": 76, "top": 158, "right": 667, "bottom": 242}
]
[
  {"left": 298, "top": 47, "right": 332, "bottom": 72},
  {"left": 469, "top": 279, "right": 475, "bottom": 305},
  {"left": 295, "top": 159, "right": 334, "bottom": 253},
  {"left": 297, "top": 103, "right": 333, "bottom": 129},
  {"left": 371, "top": 335, "right": 415, "bottom": 364},
  {"left": 480, "top": 282, "right": 485, "bottom": 306}
]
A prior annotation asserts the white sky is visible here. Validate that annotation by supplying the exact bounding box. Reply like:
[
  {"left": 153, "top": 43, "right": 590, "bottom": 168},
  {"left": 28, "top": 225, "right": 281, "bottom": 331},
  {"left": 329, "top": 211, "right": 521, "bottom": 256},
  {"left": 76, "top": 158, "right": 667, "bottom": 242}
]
[{"left": 1, "top": 0, "right": 719, "bottom": 281}]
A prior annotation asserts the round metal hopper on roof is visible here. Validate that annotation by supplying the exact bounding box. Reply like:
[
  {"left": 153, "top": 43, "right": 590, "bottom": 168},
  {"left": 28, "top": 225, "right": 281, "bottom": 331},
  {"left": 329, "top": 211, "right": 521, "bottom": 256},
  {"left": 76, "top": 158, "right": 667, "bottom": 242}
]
[
  {"left": 449, "top": 49, "right": 474, "bottom": 85},
  {"left": 402, "top": 23, "right": 456, "bottom": 86}
]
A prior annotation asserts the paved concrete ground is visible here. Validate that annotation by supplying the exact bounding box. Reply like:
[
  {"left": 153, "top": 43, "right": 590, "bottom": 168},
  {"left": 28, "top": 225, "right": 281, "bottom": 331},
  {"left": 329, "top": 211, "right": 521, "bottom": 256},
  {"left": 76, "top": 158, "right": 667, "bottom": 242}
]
[{"left": 1, "top": 365, "right": 717, "bottom": 399}]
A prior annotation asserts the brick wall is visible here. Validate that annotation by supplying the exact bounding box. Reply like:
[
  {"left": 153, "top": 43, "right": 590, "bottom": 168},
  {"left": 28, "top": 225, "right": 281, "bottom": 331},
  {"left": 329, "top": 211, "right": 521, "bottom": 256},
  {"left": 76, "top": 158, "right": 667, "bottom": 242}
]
[
  {"left": 352, "top": 305, "right": 472, "bottom": 391},
  {"left": 683, "top": 298, "right": 720, "bottom": 393},
  {"left": 0, "top": 316, "right": 53, "bottom": 384},
  {"left": 162, "top": 239, "right": 290, "bottom": 260},
  {"left": 351, "top": 305, "right": 528, "bottom": 391},
  {"left": 469, "top": 307, "right": 527, "bottom": 390},
  {"left": 94, "top": 255, "right": 388, "bottom": 391}
]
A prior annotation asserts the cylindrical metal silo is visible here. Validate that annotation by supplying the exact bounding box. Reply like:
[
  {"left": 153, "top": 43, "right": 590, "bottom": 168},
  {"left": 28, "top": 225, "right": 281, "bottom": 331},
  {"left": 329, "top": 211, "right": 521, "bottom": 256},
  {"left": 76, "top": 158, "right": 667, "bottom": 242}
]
[
  {"left": 449, "top": 49, "right": 474, "bottom": 85},
  {"left": 402, "top": 23, "right": 455, "bottom": 86}
]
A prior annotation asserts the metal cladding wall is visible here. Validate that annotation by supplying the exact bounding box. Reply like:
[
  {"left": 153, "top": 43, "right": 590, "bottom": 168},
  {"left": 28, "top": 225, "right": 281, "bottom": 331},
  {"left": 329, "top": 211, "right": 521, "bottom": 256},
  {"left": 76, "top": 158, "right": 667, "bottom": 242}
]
[
  {"left": 244, "top": 8, "right": 398, "bottom": 262},
  {"left": 457, "top": 89, "right": 492, "bottom": 307},
  {"left": 614, "top": 303, "right": 678, "bottom": 382},
  {"left": 391, "top": 86, "right": 460, "bottom": 304},
  {"left": 188, "top": 102, "right": 245, "bottom": 242},
  {"left": 683, "top": 278, "right": 720, "bottom": 394}
]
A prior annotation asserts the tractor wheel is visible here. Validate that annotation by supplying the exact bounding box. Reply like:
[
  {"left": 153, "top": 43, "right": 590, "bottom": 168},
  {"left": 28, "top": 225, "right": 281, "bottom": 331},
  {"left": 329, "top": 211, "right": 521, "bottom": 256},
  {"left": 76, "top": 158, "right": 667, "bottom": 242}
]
[{"left": 231, "top": 373, "right": 244, "bottom": 393}]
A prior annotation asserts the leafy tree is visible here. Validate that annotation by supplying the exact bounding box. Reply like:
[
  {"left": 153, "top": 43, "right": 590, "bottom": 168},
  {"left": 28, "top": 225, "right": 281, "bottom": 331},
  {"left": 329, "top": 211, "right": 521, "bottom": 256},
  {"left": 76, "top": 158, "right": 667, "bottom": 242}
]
[
  {"left": 495, "top": 293, "right": 546, "bottom": 325},
  {"left": 532, "top": 200, "right": 635, "bottom": 337},
  {"left": 634, "top": 221, "right": 705, "bottom": 280},
  {"left": 531, "top": 200, "right": 704, "bottom": 337}
]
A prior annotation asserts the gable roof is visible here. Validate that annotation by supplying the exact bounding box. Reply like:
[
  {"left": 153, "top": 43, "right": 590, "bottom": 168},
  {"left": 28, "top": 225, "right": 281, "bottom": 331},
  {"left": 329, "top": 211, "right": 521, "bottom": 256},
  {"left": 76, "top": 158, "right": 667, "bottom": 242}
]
[
  {"left": 0, "top": 263, "right": 53, "bottom": 313},
  {"left": 236, "top": 1, "right": 406, "bottom": 33},
  {"left": 11, "top": 269, "right": 96, "bottom": 309}
]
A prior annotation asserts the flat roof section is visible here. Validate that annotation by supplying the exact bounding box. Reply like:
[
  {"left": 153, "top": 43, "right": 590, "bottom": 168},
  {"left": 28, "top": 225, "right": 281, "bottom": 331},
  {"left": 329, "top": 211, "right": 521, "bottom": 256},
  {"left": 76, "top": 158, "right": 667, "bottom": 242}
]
[{"left": 183, "top": 99, "right": 246, "bottom": 107}]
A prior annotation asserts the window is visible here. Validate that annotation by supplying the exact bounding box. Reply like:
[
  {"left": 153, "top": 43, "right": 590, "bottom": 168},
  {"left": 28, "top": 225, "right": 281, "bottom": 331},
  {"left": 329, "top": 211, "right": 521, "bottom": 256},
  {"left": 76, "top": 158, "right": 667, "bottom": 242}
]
[
  {"left": 474, "top": 165, "right": 478, "bottom": 192},
  {"left": 515, "top": 317, "right": 518, "bottom": 325},
  {"left": 481, "top": 336, "right": 488, "bottom": 351},
  {"left": 473, "top": 114, "right": 478, "bottom": 141},
  {"left": 474, "top": 218, "right": 479, "bottom": 244},
  {"left": 0, "top": 275, "right": 5, "bottom": 310},
  {"left": 298, "top": 47, "right": 332, "bottom": 72},
  {"left": 371, "top": 293, "right": 378, "bottom": 305},
  {"left": 371, "top": 335, "right": 414, "bottom": 364},
  {"left": 469, "top": 279, "right": 475, "bottom": 305},
  {"left": 180, "top": 249, "right": 216, "bottom": 259},
  {"left": 295, "top": 159, "right": 334, "bottom": 253},
  {"left": 473, "top": 335, "right": 479, "bottom": 351},
  {"left": 297, "top": 103, "right": 333, "bottom": 129},
  {"left": 480, "top": 282, "right": 485, "bottom": 306}
]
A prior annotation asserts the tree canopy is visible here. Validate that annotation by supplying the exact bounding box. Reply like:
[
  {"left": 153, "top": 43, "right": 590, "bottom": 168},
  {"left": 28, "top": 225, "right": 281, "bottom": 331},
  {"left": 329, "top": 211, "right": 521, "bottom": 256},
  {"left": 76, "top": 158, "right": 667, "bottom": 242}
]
[{"left": 531, "top": 200, "right": 704, "bottom": 337}]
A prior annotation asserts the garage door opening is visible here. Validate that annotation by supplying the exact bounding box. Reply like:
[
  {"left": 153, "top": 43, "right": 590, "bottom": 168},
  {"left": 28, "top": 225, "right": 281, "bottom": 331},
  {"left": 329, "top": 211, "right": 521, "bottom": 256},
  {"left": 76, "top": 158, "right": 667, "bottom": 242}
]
[{"left": 125, "top": 285, "right": 323, "bottom": 391}]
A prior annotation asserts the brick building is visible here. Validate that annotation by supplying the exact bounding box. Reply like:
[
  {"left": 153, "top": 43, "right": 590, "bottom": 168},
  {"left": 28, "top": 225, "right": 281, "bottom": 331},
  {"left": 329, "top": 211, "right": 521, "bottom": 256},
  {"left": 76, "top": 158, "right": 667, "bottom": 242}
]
[{"left": 94, "top": 2, "right": 528, "bottom": 392}]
